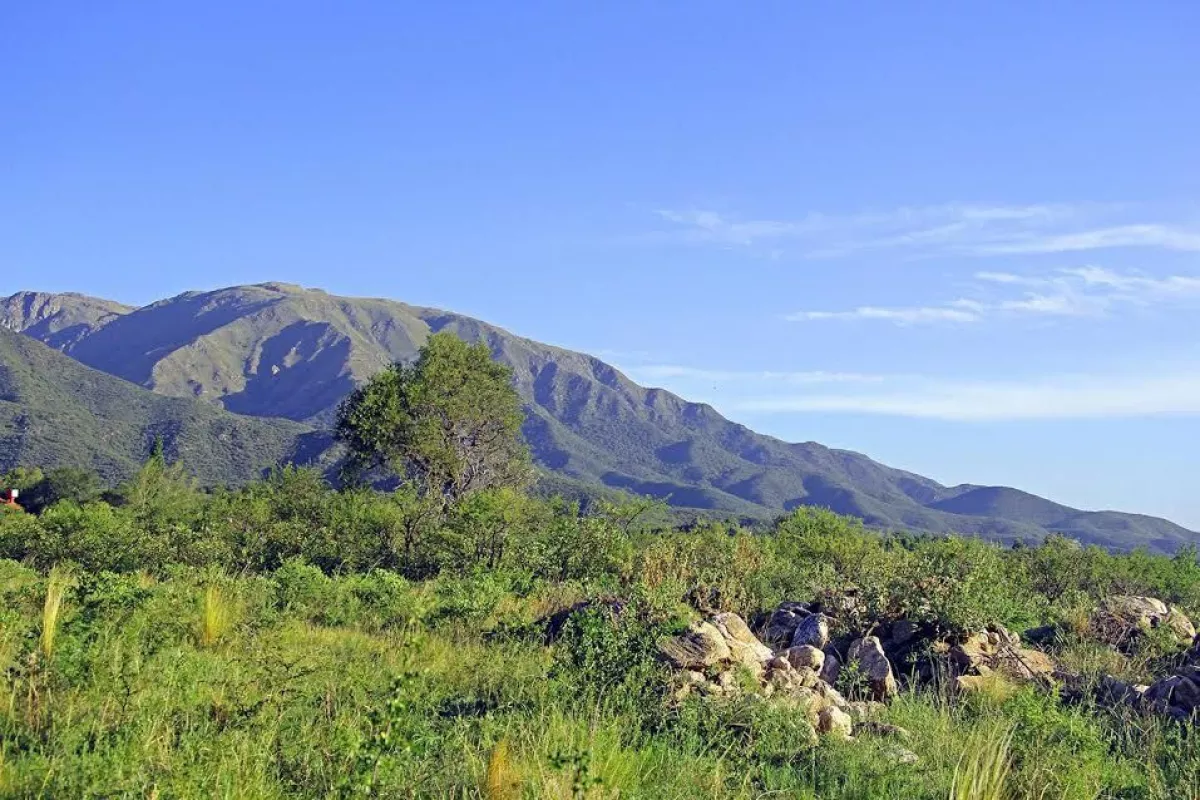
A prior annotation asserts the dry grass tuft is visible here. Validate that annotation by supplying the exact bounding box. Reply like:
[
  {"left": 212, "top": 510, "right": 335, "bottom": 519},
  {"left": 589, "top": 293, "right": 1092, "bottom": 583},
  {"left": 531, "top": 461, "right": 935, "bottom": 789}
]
[
  {"left": 951, "top": 723, "right": 1015, "bottom": 800},
  {"left": 484, "top": 738, "right": 521, "bottom": 800},
  {"left": 196, "top": 585, "right": 234, "bottom": 648},
  {"left": 41, "top": 566, "right": 74, "bottom": 661}
]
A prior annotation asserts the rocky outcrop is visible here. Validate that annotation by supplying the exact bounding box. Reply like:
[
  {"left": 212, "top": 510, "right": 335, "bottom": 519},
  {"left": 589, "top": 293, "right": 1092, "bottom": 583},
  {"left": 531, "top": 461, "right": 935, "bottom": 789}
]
[
  {"left": 847, "top": 637, "right": 897, "bottom": 700},
  {"left": 663, "top": 609, "right": 864, "bottom": 741},
  {"left": 948, "top": 626, "right": 1056, "bottom": 686},
  {"left": 660, "top": 596, "right": 1200, "bottom": 763},
  {"left": 1090, "top": 596, "right": 1196, "bottom": 648}
]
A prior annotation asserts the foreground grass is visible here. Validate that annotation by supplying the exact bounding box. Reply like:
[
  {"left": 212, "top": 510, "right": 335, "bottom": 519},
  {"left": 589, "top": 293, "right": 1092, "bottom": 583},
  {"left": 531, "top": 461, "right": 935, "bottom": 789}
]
[{"left": 1, "top": 560, "right": 1198, "bottom": 799}]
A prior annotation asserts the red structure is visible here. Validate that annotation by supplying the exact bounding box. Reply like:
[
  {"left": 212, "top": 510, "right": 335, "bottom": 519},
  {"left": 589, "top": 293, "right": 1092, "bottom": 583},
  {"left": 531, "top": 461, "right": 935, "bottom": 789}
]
[{"left": 1, "top": 489, "right": 21, "bottom": 511}]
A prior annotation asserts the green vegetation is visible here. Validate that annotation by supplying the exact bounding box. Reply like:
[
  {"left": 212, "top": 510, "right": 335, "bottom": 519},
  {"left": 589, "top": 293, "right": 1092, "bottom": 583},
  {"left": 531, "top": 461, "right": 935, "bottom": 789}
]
[
  {"left": 5, "top": 285, "right": 1195, "bottom": 551},
  {"left": 0, "top": 327, "right": 319, "bottom": 487},
  {"left": 2, "top": 329, "right": 1197, "bottom": 797},
  {"left": 336, "top": 332, "right": 532, "bottom": 503},
  {"left": 2, "top": 457, "right": 1200, "bottom": 796},
  {"left": 2, "top": 306, "right": 1199, "bottom": 796}
]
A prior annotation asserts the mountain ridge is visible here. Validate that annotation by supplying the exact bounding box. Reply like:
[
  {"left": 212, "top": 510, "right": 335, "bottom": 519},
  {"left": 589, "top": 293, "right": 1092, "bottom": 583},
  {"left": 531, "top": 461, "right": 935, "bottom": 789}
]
[
  {"left": 0, "top": 324, "right": 324, "bottom": 485},
  {"left": 3, "top": 284, "right": 1194, "bottom": 553}
]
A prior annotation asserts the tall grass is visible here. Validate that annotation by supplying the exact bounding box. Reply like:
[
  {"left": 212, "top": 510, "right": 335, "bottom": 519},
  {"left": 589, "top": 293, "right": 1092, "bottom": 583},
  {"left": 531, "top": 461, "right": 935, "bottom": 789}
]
[
  {"left": 951, "top": 723, "right": 1015, "bottom": 800},
  {"left": 40, "top": 566, "right": 73, "bottom": 661},
  {"left": 196, "top": 585, "right": 233, "bottom": 648},
  {"left": 485, "top": 738, "right": 521, "bottom": 800}
]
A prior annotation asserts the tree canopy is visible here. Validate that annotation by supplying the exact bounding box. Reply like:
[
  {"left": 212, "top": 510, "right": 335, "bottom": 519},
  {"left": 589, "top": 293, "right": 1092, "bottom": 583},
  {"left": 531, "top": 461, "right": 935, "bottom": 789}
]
[{"left": 334, "top": 332, "right": 531, "bottom": 504}]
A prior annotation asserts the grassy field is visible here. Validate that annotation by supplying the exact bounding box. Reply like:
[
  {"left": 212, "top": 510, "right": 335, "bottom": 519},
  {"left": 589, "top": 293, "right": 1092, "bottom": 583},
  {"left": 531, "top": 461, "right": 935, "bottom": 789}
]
[
  {"left": 3, "top": 465, "right": 1200, "bottom": 797},
  {"left": 0, "top": 562, "right": 1198, "bottom": 797}
]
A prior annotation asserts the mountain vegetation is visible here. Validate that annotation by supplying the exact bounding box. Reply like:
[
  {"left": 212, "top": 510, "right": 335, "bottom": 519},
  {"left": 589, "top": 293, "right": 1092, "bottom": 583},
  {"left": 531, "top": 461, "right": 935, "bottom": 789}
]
[
  {"left": 2, "top": 284, "right": 1195, "bottom": 553},
  {"left": 3, "top": 458, "right": 1200, "bottom": 796},
  {"left": 0, "top": 326, "right": 322, "bottom": 486},
  {"left": 3, "top": 328, "right": 1200, "bottom": 798}
]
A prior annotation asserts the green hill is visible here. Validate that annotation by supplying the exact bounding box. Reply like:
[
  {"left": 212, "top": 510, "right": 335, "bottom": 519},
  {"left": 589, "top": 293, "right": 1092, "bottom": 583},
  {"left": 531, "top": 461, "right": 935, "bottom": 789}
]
[
  {"left": 0, "top": 326, "right": 322, "bottom": 485},
  {"left": 4, "top": 284, "right": 1196, "bottom": 552}
]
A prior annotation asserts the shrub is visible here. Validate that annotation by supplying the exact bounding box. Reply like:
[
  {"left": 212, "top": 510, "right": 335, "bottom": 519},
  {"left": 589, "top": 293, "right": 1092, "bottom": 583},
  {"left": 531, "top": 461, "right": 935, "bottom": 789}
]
[{"left": 550, "top": 603, "right": 670, "bottom": 714}]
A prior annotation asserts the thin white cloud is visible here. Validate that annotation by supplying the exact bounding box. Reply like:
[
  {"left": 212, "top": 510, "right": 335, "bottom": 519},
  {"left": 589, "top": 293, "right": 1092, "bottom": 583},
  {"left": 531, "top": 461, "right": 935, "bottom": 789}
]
[
  {"left": 627, "top": 365, "right": 885, "bottom": 384},
  {"left": 785, "top": 305, "right": 982, "bottom": 324},
  {"left": 1062, "top": 266, "right": 1200, "bottom": 297},
  {"left": 966, "top": 224, "right": 1200, "bottom": 256},
  {"left": 974, "top": 271, "right": 1044, "bottom": 286},
  {"left": 732, "top": 371, "right": 1200, "bottom": 421},
  {"left": 790, "top": 266, "right": 1200, "bottom": 326},
  {"left": 651, "top": 203, "right": 1200, "bottom": 258}
]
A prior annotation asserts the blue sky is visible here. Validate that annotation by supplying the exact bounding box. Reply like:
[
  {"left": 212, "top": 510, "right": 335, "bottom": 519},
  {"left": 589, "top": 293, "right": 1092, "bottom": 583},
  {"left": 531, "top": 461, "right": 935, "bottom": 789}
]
[{"left": 3, "top": 3, "right": 1199, "bottom": 527}]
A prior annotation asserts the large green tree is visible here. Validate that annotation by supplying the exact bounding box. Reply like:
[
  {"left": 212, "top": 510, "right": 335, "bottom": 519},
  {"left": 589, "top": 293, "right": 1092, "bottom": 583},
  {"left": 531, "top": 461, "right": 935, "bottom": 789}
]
[{"left": 334, "top": 332, "right": 532, "bottom": 505}]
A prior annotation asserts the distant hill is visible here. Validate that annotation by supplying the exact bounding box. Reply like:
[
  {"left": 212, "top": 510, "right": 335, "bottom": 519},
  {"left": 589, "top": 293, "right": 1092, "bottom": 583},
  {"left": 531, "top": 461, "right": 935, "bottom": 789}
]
[
  {"left": 0, "top": 326, "right": 323, "bottom": 486},
  {"left": 4, "top": 284, "right": 1196, "bottom": 553}
]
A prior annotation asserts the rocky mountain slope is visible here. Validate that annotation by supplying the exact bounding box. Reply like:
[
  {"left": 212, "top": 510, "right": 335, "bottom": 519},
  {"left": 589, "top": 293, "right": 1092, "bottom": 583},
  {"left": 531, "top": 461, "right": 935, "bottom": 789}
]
[
  {"left": 1, "top": 291, "right": 133, "bottom": 350},
  {"left": 4, "top": 284, "right": 1195, "bottom": 552},
  {"left": 0, "top": 326, "right": 322, "bottom": 485}
]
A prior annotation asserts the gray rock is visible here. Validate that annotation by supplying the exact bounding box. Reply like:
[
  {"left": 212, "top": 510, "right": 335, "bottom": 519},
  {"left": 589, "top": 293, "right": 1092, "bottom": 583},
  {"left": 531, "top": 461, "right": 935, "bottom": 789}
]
[
  {"left": 817, "top": 706, "right": 854, "bottom": 739},
  {"left": 845, "top": 701, "right": 884, "bottom": 722},
  {"left": 1092, "top": 596, "right": 1196, "bottom": 648},
  {"left": 712, "top": 612, "right": 773, "bottom": 674},
  {"left": 813, "top": 679, "right": 849, "bottom": 710},
  {"left": 819, "top": 651, "right": 842, "bottom": 686},
  {"left": 882, "top": 745, "right": 920, "bottom": 766},
  {"left": 889, "top": 620, "right": 919, "bottom": 647},
  {"left": 786, "top": 645, "right": 826, "bottom": 672},
  {"left": 658, "top": 621, "right": 732, "bottom": 669},
  {"left": 993, "top": 646, "right": 1056, "bottom": 682},
  {"left": 792, "top": 613, "right": 831, "bottom": 650},
  {"left": 848, "top": 636, "right": 898, "bottom": 700},
  {"left": 951, "top": 632, "right": 995, "bottom": 671},
  {"left": 1145, "top": 675, "right": 1186, "bottom": 706},
  {"left": 988, "top": 623, "right": 1020, "bottom": 646},
  {"left": 768, "top": 663, "right": 819, "bottom": 696},
  {"left": 762, "top": 602, "right": 811, "bottom": 647}
]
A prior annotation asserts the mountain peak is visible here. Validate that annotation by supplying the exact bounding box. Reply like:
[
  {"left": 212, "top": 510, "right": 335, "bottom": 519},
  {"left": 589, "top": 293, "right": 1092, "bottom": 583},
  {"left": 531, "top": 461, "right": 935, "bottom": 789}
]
[
  {"left": 1, "top": 290, "right": 132, "bottom": 349},
  {"left": 252, "top": 281, "right": 323, "bottom": 295}
]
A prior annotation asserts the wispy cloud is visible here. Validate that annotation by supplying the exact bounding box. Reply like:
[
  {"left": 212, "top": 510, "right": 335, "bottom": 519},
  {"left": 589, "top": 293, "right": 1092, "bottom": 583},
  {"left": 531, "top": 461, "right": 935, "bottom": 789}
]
[
  {"left": 626, "top": 364, "right": 884, "bottom": 384},
  {"left": 651, "top": 203, "right": 1200, "bottom": 259},
  {"left": 788, "top": 266, "right": 1200, "bottom": 326},
  {"left": 786, "top": 302, "right": 983, "bottom": 324},
  {"left": 622, "top": 355, "right": 1200, "bottom": 422},
  {"left": 731, "top": 371, "right": 1200, "bottom": 421},
  {"left": 967, "top": 224, "right": 1200, "bottom": 256}
]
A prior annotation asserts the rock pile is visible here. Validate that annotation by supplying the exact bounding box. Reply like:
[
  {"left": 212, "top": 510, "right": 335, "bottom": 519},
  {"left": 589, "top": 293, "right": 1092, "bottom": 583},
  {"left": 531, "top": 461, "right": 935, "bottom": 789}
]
[
  {"left": 658, "top": 593, "right": 1200, "bottom": 755},
  {"left": 1082, "top": 627, "right": 1200, "bottom": 723},
  {"left": 1089, "top": 595, "right": 1196, "bottom": 649},
  {"left": 946, "top": 625, "right": 1058, "bottom": 691},
  {"left": 659, "top": 604, "right": 905, "bottom": 746}
]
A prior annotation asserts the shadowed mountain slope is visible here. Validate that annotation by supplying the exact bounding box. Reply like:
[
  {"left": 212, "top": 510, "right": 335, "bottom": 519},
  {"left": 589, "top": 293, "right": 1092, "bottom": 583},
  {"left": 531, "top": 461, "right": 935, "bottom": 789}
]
[
  {"left": 0, "top": 326, "right": 322, "bottom": 485},
  {"left": 4, "top": 284, "right": 1195, "bottom": 553}
]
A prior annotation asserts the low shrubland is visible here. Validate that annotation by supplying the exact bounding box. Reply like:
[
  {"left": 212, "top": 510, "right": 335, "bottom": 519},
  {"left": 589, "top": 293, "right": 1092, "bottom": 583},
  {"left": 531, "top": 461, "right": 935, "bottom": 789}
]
[{"left": 2, "top": 459, "right": 1200, "bottom": 797}]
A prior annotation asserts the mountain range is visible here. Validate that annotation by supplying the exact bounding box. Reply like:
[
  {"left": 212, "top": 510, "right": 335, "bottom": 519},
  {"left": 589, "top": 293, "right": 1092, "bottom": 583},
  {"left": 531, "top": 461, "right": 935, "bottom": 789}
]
[{"left": 2, "top": 284, "right": 1195, "bottom": 553}]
